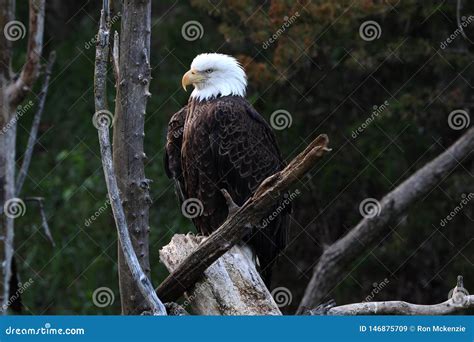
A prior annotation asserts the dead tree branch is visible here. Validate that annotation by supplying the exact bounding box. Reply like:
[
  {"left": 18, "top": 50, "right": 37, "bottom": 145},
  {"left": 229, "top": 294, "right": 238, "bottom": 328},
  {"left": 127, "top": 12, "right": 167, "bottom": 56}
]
[
  {"left": 156, "top": 134, "right": 331, "bottom": 303},
  {"left": 317, "top": 276, "right": 474, "bottom": 315},
  {"left": 326, "top": 297, "right": 474, "bottom": 315},
  {"left": 8, "top": 0, "right": 46, "bottom": 107},
  {"left": 298, "top": 127, "right": 474, "bottom": 313},
  {"left": 23, "top": 197, "right": 54, "bottom": 247},
  {"left": 16, "top": 51, "right": 56, "bottom": 196},
  {"left": 93, "top": 1, "right": 166, "bottom": 316}
]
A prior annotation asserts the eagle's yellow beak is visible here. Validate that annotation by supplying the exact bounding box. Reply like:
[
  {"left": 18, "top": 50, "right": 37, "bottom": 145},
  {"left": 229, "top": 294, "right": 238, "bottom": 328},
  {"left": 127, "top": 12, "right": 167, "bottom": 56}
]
[{"left": 182, "top": 69, "right": 205, "bottom": 91}]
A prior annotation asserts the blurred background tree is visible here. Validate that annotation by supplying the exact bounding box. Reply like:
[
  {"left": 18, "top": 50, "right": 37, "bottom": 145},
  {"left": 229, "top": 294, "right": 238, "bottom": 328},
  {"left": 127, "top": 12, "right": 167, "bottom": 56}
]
[{"left": 11, "top": 0, "right": 474, "bottom": 314}]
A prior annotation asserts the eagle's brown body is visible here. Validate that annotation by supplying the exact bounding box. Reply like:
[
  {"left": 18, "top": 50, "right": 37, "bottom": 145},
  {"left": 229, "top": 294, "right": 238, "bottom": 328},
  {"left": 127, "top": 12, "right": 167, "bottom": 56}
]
[{"left": 165, "top": 95, "right": 290, "bottom": 284}]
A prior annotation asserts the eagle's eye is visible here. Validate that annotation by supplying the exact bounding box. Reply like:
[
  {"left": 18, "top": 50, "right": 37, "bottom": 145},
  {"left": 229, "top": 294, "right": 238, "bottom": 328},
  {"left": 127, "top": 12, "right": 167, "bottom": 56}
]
[{"left": 205, "top": 68, "right": 213, "bottom": 74}]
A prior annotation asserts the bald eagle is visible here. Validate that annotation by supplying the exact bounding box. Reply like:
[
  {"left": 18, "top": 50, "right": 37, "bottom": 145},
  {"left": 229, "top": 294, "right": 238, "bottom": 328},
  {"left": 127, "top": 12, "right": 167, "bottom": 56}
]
[{"left": 164, "top": 53, "right": 290, "bottom": 285}]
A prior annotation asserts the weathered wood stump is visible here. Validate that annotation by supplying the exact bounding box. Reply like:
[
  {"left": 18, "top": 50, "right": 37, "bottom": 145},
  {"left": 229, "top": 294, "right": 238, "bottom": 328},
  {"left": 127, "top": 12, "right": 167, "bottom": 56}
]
[{"left": 159, "top": 234, "right": 282, "bottom": 315}]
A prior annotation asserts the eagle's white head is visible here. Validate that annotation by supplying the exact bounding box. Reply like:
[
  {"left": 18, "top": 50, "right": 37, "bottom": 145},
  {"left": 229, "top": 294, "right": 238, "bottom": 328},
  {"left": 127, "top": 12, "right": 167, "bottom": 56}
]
[{"left": 182, "top": 53, "right": 247, "bottom": 101}]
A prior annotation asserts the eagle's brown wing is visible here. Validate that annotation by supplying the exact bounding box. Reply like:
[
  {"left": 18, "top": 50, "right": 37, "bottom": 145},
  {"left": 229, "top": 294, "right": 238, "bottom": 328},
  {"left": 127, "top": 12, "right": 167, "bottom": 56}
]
[
  {"left": 164, "top": 105, "right": 187, "bottom": 204},
  {"left": 208, "top": 97, "right": 290, "bottom": 284}
]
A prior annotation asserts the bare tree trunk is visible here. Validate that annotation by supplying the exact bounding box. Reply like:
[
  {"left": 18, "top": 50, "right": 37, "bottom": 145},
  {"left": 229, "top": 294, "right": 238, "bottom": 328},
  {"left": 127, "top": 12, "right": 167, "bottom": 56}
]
[
  {"left": 0, "top": 0, "right": 15, "bottom": 310},
  {"left": 298, "top": 127, "right": 474, "bottom": 313},
  {"left": 113, "top": 0, "right": 153, "bottom": 314}
]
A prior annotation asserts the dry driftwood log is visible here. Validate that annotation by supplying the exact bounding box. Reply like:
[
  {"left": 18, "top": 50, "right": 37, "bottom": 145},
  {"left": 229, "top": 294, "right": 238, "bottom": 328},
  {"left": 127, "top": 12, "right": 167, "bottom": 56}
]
[
  {"left": 317, "top": 276, "right": 474, "bottom": 315},
  {"left": 160, "top": 234, "right": 282, "bottom": 315}
]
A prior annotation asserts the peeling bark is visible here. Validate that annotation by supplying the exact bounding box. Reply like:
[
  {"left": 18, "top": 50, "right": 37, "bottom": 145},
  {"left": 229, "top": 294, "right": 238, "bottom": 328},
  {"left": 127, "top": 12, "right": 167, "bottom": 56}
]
[{"left": 160, "top": 234, "right": 282, "bottom": 315}]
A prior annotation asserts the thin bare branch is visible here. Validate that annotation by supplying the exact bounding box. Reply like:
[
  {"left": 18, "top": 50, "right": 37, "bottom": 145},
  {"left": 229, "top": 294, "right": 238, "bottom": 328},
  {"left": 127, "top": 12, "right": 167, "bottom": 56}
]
[
  {"left": 24, "top": 197, "right": 54, "bottom": 247},
  {"left": 156, "top": 134, "right": 330, "bottom": 303},
  {"left": 16, "top": 51, "right": 55, "bottom": 196}
]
